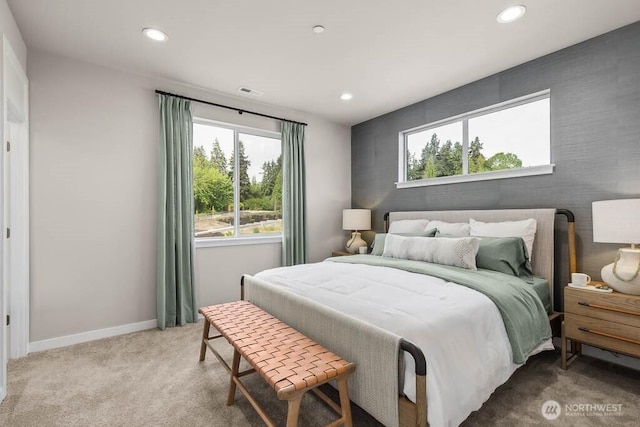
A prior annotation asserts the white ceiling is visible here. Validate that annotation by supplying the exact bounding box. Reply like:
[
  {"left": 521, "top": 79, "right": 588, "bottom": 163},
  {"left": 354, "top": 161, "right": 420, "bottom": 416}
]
[{"left": 8, "top": 0, "right": 640, "bottom": 126}]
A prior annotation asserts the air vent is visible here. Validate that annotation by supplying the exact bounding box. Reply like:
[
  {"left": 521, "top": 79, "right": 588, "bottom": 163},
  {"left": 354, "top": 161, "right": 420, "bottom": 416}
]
[{"left": 238, "top": 86, "right": 264, "bottom": 97}]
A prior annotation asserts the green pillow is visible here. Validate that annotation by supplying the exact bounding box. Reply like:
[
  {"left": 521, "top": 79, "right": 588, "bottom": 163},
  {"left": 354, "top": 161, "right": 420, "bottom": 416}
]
[
  {"left": 475, "top": 237, "right": 533, "bottom": 277},
  {"left": 371, "top": 228, "right": 438, "bottom": 256}
]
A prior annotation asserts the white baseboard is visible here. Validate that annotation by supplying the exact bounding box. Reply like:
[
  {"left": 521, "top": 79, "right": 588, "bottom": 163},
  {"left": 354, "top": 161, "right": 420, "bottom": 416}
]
[{"left": 28, "top": 319, "right": 158, "bottom": 353}]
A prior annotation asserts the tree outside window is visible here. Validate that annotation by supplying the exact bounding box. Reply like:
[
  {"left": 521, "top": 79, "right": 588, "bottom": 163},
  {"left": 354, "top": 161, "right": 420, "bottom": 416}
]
[
  {"left": 193, "top": 121, "right": 282, "bottom": 239},
  {"left": 403, "top": 93, "right": 550, "bottom": 184}
]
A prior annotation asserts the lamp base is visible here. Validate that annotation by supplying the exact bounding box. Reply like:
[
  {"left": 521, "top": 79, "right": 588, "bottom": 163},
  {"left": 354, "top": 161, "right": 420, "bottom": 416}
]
[
  {"left": 345, "top": 231, "right": 367, "bottom": 254},
  {"left": 601, "top": 248, "right": 640, "bottom": 295}
]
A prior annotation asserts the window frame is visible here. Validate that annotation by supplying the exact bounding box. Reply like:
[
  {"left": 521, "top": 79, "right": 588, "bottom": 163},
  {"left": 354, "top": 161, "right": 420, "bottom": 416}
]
[
  {"left": 397, "top": 89, "right": 553, "bottom": 188},
  {"left": 192, "top": 117, "right": 283, "bottom": 248}
]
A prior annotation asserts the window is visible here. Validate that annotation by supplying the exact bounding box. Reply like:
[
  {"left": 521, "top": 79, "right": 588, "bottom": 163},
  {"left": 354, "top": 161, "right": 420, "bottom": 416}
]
[
  {"left": 399, "top": 90, "right": 552, "bottom": 188},
  {"left": 193, "top": 119, "right": 282, "bottom": 244}
]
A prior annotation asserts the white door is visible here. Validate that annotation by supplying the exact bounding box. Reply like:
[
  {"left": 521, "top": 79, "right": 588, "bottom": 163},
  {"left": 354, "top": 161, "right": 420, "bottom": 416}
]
[
  {"left": 1, "top": 124, "right": 10, "bottom": 403},
  {"left": 1, "top": 35, "right": 30, "bottom": 403}
]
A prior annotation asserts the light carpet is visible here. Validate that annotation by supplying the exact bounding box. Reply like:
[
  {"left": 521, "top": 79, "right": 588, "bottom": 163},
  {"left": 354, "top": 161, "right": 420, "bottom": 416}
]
[{"left": 1, "top": 322, "right": 638, "bottom": 426}]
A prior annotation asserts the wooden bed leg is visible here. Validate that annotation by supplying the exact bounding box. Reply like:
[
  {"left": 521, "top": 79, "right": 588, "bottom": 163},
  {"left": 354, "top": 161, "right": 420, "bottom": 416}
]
[
  {"left": 199, "top": 319, "right": 211, "bottom": 361},
  {"left": 557, "top": 209, "right": 577, "bottom": 276},
  {"left": 399, "top": 339, "right": 427, "bottom": 427},
  {"left": 227, "top": 350, "right": 241, "bottom": 406},
  {"left": 415, "top": 374, "right": 427, "bottom": 427},
  {"left": 567, "top": 222, "right": 577, "bottom": 274}
]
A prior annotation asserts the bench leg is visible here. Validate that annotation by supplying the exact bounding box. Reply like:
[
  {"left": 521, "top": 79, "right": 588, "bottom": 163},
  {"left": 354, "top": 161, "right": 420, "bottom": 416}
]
[
  {"left": 199, "top": 319, "right": 211, "bottom": 361},
  {"left": 337, "top": 377, "right": 353, "bottom": 427},
  {"left": 227, "top": 350, "right": 241, "bottom": 406},
  {"left": 286, "top": 392, "right": 305, "bottom": 427}
]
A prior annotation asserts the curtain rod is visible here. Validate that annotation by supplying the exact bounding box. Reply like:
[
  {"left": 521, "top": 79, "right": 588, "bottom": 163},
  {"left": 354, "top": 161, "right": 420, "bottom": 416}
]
[{"left": 155, "top": 90, "right": 308, "bottom": 127}]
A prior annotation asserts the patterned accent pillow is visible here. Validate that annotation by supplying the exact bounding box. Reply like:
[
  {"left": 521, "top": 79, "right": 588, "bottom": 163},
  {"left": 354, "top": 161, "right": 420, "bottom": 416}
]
[{"left": 382, "top": 234, "right": 481, "bottom": 270}]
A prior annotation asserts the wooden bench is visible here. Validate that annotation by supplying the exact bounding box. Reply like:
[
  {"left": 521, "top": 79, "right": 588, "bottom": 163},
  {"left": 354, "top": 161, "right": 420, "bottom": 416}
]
[{"left": 199, "top": 300, "right": 356, "bottom": 427}]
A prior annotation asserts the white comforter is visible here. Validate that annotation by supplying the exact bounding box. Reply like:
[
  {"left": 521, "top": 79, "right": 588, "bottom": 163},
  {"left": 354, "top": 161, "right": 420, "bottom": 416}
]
[{"left": 255, "top": 260, "right": 553, "bottom": 427}]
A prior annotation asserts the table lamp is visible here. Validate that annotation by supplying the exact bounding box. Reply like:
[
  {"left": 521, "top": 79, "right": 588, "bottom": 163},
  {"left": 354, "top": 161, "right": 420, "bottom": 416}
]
[
  {"left": 593, "top": 199, "right": 640, "bottom": 295},
  {"left": 342, "top": 209, "right": 371, "bottom": 254}
]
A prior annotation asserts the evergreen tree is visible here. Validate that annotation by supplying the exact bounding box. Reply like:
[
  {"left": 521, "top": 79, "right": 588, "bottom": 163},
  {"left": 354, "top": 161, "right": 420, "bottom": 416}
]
[
  {"left": 229, "top": 140, "right": 251, "bottom": 201},
  {"left": 210, "top": 139, "right": 228, "bottom": 175},
  {"left": 451, "top": 142, "right": 463, "bottom": 174},
  {"left": 407, "top": 133, "right": 523, "bottom": 180},
  {"left": 420, "top": 133, "right": 440, "bottom": 178},
  {"left": 406, "top": 151, "right": 422, "bottom": 181},
  {"left": 420, "top": 133, "right": 440, "bottom": 165},
  {"left": 468, "top": 136, "right": 487, "bottom": 173},
  {"left": 194, "top": 146, "right": 208, "bottom": 169},
  {"left": 423, "top": 156, "right": 438, "bottom": 178},
  {"left": 437, "top": 140, "right": 462, "bottom": 177},
  {"left": 261, "top": 156, "right": 282, "bottom": 197},
  {"left": 271, "top": 170, "right": 283, "bottom": 211}
]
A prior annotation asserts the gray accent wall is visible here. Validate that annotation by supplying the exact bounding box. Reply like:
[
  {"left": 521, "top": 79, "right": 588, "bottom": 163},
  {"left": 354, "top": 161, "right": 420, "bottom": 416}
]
[{"left": 351, "top": 22, "right": 640, "bottom": 311}]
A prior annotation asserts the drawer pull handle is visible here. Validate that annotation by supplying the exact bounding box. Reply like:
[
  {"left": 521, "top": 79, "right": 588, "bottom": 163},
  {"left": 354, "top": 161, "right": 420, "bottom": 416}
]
[
  {"left": 578, "top": 327, "right": 640, "bottom": 346},
  {"left": 577, "top": 301, "right": 640, "bottom": 317}
]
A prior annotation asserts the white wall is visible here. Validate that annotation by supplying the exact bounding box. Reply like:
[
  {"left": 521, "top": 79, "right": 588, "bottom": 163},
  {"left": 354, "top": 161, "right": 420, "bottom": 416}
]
[
  {"left": 28, "top": 50, "right": 351, "bottom": 342},
  {"left": 0, "top": 0, "right": 26, "bottom": 71}
]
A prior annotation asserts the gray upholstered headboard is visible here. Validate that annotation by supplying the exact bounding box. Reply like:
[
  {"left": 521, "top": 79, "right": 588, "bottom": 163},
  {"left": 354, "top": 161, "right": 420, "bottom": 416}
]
[{"left": 386, "top": 208, "right": 573, "bottom": 309}]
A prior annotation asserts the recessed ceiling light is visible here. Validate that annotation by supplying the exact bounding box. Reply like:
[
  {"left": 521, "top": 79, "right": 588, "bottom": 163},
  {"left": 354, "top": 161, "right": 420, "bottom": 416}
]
[
  {"left": 340, "top": 93, "right": 353, "bottom": 101},
  {"left": 312, "top": 25, "right": 325, "bottom": 34},
  {"left": 142, "top": 28, "right": 169, "bottom": 42},
  {"left": 496, "top": 5, "right": 527, "bottom": 24}
]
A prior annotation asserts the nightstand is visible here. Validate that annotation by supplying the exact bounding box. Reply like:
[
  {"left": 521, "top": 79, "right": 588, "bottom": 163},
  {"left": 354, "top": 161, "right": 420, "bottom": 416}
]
[
  {"left": 561, "top": 283, "right": 640, "bottom": 369},
  {"left": 331, "top": 251, "right": 353, "bottom": 257}
]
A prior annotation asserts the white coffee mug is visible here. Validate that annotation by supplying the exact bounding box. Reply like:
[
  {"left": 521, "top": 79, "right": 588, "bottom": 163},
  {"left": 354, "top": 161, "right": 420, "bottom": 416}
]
[
  {"left": 359, "top": 246, "right": 368, "bottom": 254},
  {"left": 572, "top": 272, "right": 591, "bottom": 287}
]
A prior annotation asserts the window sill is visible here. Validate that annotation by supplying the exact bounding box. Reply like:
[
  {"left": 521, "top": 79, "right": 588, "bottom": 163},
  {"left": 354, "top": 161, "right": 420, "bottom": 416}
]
[
  {"left": 195, "top": 235, "right": 282, "bottom": 248},
  {"left": 396, "top": 164, "right": 554, "bottom": 189}
]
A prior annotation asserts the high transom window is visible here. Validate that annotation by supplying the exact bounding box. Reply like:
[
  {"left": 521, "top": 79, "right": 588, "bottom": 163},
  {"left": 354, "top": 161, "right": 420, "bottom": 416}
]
[{"left": 398, "top": 90, "right": 552, "bottom": 188}]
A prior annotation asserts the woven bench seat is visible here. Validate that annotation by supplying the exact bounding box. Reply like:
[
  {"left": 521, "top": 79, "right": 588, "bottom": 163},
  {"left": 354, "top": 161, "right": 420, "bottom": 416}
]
[{"left": 199, "top": 300, "right": 356, "bottom": 427}]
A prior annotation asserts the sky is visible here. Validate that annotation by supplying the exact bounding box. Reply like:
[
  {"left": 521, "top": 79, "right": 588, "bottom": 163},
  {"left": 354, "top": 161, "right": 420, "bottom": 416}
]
[
  {"left": 193, "top": 122, "right": 281, "bottom": 182},
  {"left": 407, "top": 98, "right": 550, "bottom": 167}
]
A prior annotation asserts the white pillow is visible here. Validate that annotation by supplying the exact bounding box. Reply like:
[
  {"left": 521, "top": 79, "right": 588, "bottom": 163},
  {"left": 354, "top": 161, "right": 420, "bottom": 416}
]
[
  {"left": 469, "top": 218, "right": 537, "bottom": 259},
  {"left": 382, "top": 234, "right": 481, "bottom": 270},
  {"left": 429, "top": 220, "right": 470, "bottom": 237},
  {"left": 388, "top": 219, "right": 429, "bottom": 234}
]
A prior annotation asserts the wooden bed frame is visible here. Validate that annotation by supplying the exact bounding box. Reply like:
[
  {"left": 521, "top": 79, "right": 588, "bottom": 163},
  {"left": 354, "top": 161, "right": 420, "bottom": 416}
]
[{"left": 243, "top": 208, "right": 577, "bottom": 427}]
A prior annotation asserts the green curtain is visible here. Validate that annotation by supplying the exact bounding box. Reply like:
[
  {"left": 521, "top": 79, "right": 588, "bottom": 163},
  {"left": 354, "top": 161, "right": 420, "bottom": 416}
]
[
  {"left": 281, "top": 121, "right": 307, "bottom": 266},
  {"left": 157, "top": 94, "right": 197, "bottom": 329}
]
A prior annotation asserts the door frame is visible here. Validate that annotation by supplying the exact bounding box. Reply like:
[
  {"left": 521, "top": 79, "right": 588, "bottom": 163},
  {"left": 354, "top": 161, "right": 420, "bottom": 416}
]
[{"left": 2, "top": 34, "right": 30, "bottom": 368}]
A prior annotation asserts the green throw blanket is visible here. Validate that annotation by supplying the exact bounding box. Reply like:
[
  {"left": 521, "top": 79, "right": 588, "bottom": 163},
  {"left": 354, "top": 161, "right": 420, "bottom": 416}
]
[{"left": 328, "top": 255, "right": 551, "bottom": 364}]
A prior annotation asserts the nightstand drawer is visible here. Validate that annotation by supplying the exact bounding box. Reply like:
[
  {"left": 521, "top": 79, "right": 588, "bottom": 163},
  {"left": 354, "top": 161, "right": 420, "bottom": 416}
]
[
  {"left": 565, "top": 313, "right": 640, "bottom": 358},
  {"left": 564, "top": 288, "right": 640, "bottom": 328}
]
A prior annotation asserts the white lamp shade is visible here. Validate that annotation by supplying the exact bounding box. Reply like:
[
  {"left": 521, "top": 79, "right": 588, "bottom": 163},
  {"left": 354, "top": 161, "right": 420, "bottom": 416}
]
[
  {"left": 342, "top": 209, "right": 371, "bottom": 231},
  {"left": 593, "top": 199, "right": 640, "bottom": 244}
]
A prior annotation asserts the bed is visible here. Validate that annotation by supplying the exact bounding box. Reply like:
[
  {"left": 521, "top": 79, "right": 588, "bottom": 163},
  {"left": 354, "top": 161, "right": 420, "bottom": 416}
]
[{"left": 241, "top": 208, "right": 576, "bottom": 427}]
